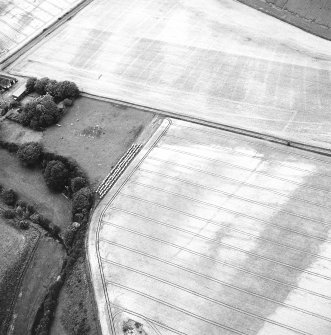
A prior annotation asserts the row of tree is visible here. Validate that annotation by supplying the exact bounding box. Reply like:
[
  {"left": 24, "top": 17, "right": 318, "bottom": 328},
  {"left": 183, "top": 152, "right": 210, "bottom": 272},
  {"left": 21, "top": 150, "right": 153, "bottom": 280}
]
[
  {"left": 17, "top": 142, "right": 91, "bottom": 199},
  {"left": 0, "top": 138, "right": 94, "bottom": 335},
  {"left": 16, "top": 77, "right": 79, "bottom": 130},
  {"left": 19, "top": 94, "right": 61, "bottom": 130},
  {"left": 26, "top": 77, "right": 79, "bottom": 101}
]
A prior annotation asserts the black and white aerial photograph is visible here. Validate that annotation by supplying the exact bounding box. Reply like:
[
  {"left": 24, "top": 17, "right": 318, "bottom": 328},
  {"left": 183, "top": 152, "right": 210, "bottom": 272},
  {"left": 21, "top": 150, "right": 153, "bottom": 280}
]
[{"left": 0, "top": 0, "right": 330, "bottom": 334}]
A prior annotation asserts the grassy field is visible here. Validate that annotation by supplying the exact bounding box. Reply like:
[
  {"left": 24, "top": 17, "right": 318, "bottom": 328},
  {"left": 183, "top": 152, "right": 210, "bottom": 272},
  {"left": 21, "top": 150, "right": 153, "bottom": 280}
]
[
  {"left": 50, "top": 256, "right": 100, "bottom": 335},
  {"left": 0, "top": 219, "right": 26, "bottom": 282},
  {"left": 46, "top": 97, "right": 156, "bottom": 335},
  {"left": 0, "top": 217, "right": 39, "bottom": 334},
  {"left": 0, "top": 95, "right": 157, "bottom": 335},
  {"left": 0, "top": 149, "right": 67, "bottom": 334},
  {"left": 2, "top": 96, "right": 156, "bottom": 189},
  {"left": 0, "top": 148, "right": 71, "bottom": 229},
  {"left": 42, "top": 96, "right": 156, "bottom": 188},
  {"left": 12, "top": 235, "right": 65, "bottom": 335}
]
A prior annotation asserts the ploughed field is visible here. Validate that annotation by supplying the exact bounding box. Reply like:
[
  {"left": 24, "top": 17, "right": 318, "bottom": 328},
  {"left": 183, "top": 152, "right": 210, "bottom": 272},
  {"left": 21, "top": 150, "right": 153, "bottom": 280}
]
[
  {"left": 0, "top": 0, "right": 82, "bottom": 61},
  {"left": 89, "top": 119, "right": 331, "bottom": 335},
  {"left": 7, "top": 0, "right": 331, "bottom": 147},
  {"left": 0, "top": 218, "right": 26, "bottom": 282},
  {"left": 0, "top": 216, "right": 39, "bottom": 334}
]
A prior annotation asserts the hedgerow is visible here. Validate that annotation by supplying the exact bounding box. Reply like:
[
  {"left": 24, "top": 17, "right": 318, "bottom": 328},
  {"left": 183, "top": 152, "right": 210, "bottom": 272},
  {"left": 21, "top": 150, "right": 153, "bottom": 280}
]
[
  {"left": 2, "top": 189, "right": 17, "bottom": 207},
  {"left": 26, "top": 77, "right": 80, "bottom": 101},
  {"left": 19, "top": 94, "right": 61, "bottom": 130},
  {"left": 2, "top": 139, "right": 94, "bottom": 335},
  {"left": 17, "top": 142, "right": 43, "bottom": 167}
]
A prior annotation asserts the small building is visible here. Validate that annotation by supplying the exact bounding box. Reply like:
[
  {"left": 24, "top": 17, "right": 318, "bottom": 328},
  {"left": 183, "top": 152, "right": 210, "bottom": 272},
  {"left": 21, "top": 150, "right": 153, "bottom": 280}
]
[
  {"left": 11, "top": 83, "right": 26, "bottom": 100},
  {"left": 0, "top": 74, "right": 17, "bottom": 91}
]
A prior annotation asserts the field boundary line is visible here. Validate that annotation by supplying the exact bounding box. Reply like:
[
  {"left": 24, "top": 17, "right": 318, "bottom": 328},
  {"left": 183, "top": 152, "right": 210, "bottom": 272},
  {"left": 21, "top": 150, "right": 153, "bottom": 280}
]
[
  {"left": 87, "top": 119, "right": 172, "bottom": 335},
  {"left": 81, "top": 92, "right": 331, "bottom": 157}
]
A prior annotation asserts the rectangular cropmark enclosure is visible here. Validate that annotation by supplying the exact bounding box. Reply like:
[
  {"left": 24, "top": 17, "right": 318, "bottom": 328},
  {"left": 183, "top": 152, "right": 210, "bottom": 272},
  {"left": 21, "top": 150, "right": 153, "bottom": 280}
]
[{"left": 89, "top": 119, "right": 331, "bottom": 335}]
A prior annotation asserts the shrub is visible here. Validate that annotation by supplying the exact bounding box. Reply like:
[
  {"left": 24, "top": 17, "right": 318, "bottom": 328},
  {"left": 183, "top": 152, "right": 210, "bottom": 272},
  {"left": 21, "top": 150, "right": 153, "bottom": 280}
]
[
  {"left": 34, "top": 77, "right": 50, "bottom": 95},
  {"left": 26, "top": 77, "right": 37, "bottom": 93},
  {"left": 2, "top": 189, "right": 17, "bottom": 206},
  {"left": 43, "top": 160, "right": 69, "bottom": 192},
  {"left": 2, "top": 209, "right": 16, "bottom": 219},
  {"left": 36, "top": 95, "right": 60, "bottom": 127},
  {"left": 16, "top": 200, "right": 27, "bottom": 209},
  {"left": 55, "top": 81, "right": 79, "bottom": 100},
  {"left": 50, "top": 224, "right": 60, "bottom": 236},
  {"left": 73, "top": 213, "right": 84, "bottom": 223},
  {"left": 9, "top": 99, "right": 20, "bottom": 109},
  {"left": 30, "top": 213, "right": 41, "bottom": 224},
  {"left": 0, "top": 100, "right": 9, "bottom": 114},
  {"left": 17, "top": 142, "right": 43, "bottom": 166},
  {"left": 38, "top": 215, "right": 51, "bottom": 230},
  {"left": 72, "top": 187, "right": 93, "bottom": 214},
  {"left": 15, "top": 206, "right": 24, "bottom": 218},
  {"left": 63, "top": 98, "right": 73, "bottom": 107},
  {"left": 45, "top": 79, "right": 58, "bottom": 97},
  {"left": 19, "top": 220, "right": 29, "bottom": 230},
  {"left": 19, "top": 94, "right": 60, "bottom": 130},
  {"left": 7, "top": 142, "right": 19, "bottom": 153},
  {"left": 70, "top": 176, "right": 87, "bottom": 193},
  {"left": 27, "top": 204, "right": 36, "bottom": 214},
  {"left": 63, "top": 228, "right": 75, "bottom": 248}
]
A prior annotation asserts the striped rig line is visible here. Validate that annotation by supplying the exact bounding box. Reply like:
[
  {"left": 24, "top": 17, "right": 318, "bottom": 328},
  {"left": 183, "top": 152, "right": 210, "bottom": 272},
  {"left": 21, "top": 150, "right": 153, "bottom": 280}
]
[{"left": 96, "top": 143, "right": 142, "bottom": 198}]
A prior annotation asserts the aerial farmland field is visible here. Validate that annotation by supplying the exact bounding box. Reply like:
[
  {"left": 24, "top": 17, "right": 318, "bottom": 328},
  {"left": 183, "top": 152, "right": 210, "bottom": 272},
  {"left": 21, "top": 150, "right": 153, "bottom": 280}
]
[
  {"left": 7, "top": 0, "right": 331, "bottom": 147},
  {"left": 89, "top": 119, "right": 331, "bottom": 335},
  {"left": 0, "top": 216, "right": 39, "bottom": 334},
  {"left": 1, "top": 0, "right": 331, "bottom": 334},
  {"left": 0, "top": 218, "right": 27, "bottom": 282},
  {"left": 0, "top": 0, "right": 83, "bottom": 61}
]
